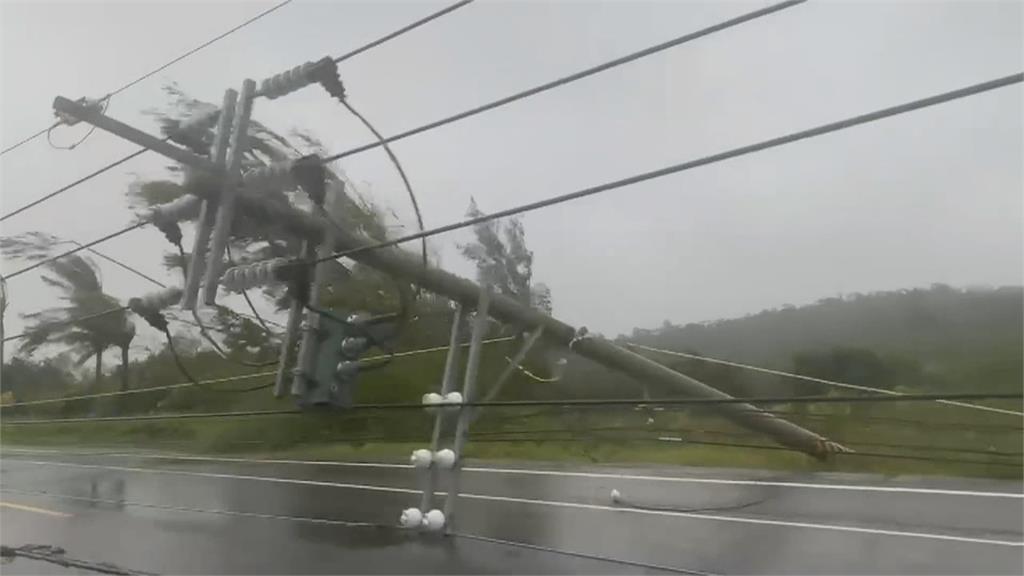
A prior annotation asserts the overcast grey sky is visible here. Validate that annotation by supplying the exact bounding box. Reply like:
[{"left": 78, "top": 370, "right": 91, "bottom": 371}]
[{"left": 1, "top": 0, "right": 1021, "bottom": 360}]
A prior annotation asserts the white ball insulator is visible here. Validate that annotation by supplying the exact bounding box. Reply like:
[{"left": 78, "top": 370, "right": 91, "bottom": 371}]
[
  {"left": 410, "top": 449, "right": 433, "bottom": 468},
  {"left": 433, "top": 449, "right": 456, "bottom": 469},
  {"left": 610, "top": 489, "right": 621, "bottom": 503},
  {"left": 422, "top": 509, "right": 446, "bottom": 531},
  {"left": 443, "top": 392, "right": 463, "bottom": 405},
  {"left": 399, "top": 508, "right": 423, "bottom": 528},
  {"left": 422, "top": 392, "right": 443, "bottom": 406}
]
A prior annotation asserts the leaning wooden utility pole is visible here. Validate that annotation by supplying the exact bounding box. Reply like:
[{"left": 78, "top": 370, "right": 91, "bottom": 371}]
[{"left": 54, "top": 91, "right": 845, "bottom": 460}]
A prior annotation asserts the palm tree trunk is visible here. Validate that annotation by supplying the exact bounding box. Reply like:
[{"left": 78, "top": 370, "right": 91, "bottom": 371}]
[
  {"left": 93, "top": 347, "right": 103, "bottom": 391},
  {"left": 119, "top": 345, "right": 130, "bottom": 392}
]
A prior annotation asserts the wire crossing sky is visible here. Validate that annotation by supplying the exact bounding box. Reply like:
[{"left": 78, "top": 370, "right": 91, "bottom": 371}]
[{"left": 1, "top": 1, "right": 1020, "bottom": 350}]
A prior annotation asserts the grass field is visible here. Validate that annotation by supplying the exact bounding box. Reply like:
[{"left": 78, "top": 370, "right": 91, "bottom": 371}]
[{"left": 4, "top": 402, "right": 1020, "bottom": 479}]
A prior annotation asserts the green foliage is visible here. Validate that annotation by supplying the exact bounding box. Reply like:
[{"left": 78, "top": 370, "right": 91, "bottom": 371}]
[
  {"left": 0, "top": 244, "right": 135, "bottom": 394},
  {"left": 459, "top": 198, "right": 534, "bottom": 304},
  {"left": 0, "top": 357, "right": 78, "bottom": 405}
]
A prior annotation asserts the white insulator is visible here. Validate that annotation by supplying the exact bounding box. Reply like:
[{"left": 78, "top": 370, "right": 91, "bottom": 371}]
[
  {"left": 128, "top": 287, "right": 183, "bottom": 312},
  {"left": 443, "top": 392, "right": 464, "bottom": 405},
  {"left": 610, "top": 489, "right": 621, "bottom": 503},
  {"left": 242, "top": 160, "right": 295, "bottom": 192},
  {"left": 220, "top": 258, "right": 288, "bottom": 291},
  {"left": 410, "top": 449, "right": 432, "bottom": 468},
  {"left": 422, "top": 509, "right": 446, "bottom": 531},
  {"left": 433, "top": 449, "right": 456, "bottom": 470},
  {"left": 421, "top": 392, "right": 443, "bottom": 406},
  {"left": 399, "top": 508, "right": 423, "bottom": 529},
  {"left": 243, "top": 265, "right": 259, "bottom": 286},
  {"left": 259, "top": 61, "right": 321, "bottom": 100},
  {"left": 147, "top": 196, "right": 202, "bottom": 224}
]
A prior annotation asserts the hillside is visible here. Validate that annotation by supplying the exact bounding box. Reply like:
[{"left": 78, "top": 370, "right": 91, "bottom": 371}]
[{"left": 618, "top": 284, "right": 1022, "bottom": 392}]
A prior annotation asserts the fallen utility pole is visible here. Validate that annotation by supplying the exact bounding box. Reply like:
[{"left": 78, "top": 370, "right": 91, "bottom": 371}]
[{"left": 53, "top": 97, "right": 844, "bottom": 459}]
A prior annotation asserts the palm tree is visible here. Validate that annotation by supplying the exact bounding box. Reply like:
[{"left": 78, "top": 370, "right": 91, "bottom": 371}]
[{"left": 12, "top": 253, "right": 135, "bottom": 393}]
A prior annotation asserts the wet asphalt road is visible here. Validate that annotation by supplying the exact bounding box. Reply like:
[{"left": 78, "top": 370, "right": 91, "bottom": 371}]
[{"left": 0, "top": 448, "right": 1021, "bottom": 574}]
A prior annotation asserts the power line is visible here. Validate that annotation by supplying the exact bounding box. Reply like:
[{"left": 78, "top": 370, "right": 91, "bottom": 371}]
[
  {"left": 339, "top": 97, "right": 429, "bottom": 287},
  {"left": 0, "top": 0, "right": 478, "bottom": 224},
  {"left": 322, "top": 0, "right": 807, "bottom": 163},
  {"left": 501, "top": 399, "right": 1024, "bottom": 432},
  {"left": 0, "top": 124, "right": 58, "bottom": 156},
  {"left": 1, "top": 303, "right": 275, "bottom": 344},
  {"left": 0, "top": 486, "right": 705, "bottom": 574},
  {"left": 738, "top": 407, "right": 1022, "bottom": 432},
  {"left": 60, "top": 239, "right": 167, "bottom": 288},
  {"left": 0, "top": 486, "right": 390, "bottom": 531},
  {"left": 468, "top": 424, "right": 1023, "bottom": 459},
  {"left": 627, "top": 343, "right": 1024, "bottom": 417},
  {"left": 0, "top": 1, "right": 294, "bottom": 157},
  {"left": 450, "top": 533, "right": 709, "bottom": 575},
  {"left": 4, "top": 392, "right": 1019, "bottom": 423},
  {"left": 0, "top": 147, "right": 150, "bottom": 222},
  {"left": 331, "top": 0, "right": 476, "bottom": 64},
  {"left": 0, "top": 337, "right": 514, "bottom": 407},
  {"left": 106, "top": 1, "right": 294, "bottom": 98},
  {"left": 0, "top": 543, "right": 151, "bottom": 576},
  {"left": 3, "top": 221, "right": 146, "bottom": 281},
  {"left": 309, "top": 73, "right": 1024, "bottom": 268},
  {"left": 1, "top": 306, "right": 129, "bottom": 343}
]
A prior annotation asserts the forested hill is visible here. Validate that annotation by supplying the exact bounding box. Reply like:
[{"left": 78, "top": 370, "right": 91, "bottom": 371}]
[{"left": 619, "top": 285, "right": 1022, "bottom": 392}]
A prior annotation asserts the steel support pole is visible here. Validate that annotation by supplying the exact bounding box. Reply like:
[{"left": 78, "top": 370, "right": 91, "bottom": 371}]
[
  {"left": 480, "top": 325, "right": 544, "bottom": 405},
  {"left": 182, "top": 89, "right": 236, "bottom": 310},
  {"left": 419, "top": 305, "right": 464, "bottom": 511},
  {"left": 201, "top": 80, "right": 255, "bottom": 305},
  {"left": 49, "top": 102, "right": 841, "bottom": 458},
  {"left": 443, "top": 287, "right": 491, "bottom": 532},
  {"left": 291, "top": 183, "right": 341, "bottom": 400},
  {"left": 53, "top": 97, "right": 215, "bottom": 172},
  {"left": 273, "top": 239, "right": 309, "bottom": 398}
]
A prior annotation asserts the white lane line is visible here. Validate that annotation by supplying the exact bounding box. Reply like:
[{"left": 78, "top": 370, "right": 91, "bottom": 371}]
[
  {"left": 0, "top": 500, "right": 73, "bottom": 517},
  {"left": 1, "top": 487, "right": 708, "bottom": 575},
  {"left": 5, "top": 449, "right": 1019, "bottom": 499},
  {"left": 10, "top": 459, "right": 1023, "bottom": 547},
  {"left": 460, "top": 466, "right": 1024, "bottom": 499}
]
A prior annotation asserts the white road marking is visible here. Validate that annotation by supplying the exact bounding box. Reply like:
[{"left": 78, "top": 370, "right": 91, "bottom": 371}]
[
  {"left": 0, "top": 500, "right": 73, "bottom": 517},
  {"left": 459, "top": 465, "right": 1024, "bottom": 499},
  {"left": 9, "top": 459, "right": 1023, "bottom": 547},
  {"left": 5, "top": 448, "right": 1019, "bottom": 499},
  {"left": 8, "top": 459, "right": 419, "bottom": 495}
]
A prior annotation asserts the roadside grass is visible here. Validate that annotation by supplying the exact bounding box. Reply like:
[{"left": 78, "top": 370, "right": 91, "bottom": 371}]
[{"left": 3, "top": 407, "right": 1020, "bottom": 480}]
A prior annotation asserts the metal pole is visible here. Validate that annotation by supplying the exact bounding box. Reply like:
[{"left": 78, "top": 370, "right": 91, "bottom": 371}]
[
  {"left": 273, "top": 239, "right": 309, "bottom": 398},
  {"left": 0, "top": 277, "right": 7, "bottom": 388},
  {"left": 291, "top": 183, "right": 341, "bottom": 400},
  {"left": 201, "top": 79, "right": 255, "bottom": 305},
  {"left": 50, "top": 104, "right": 841, "bottom": 458},
  {"left": 419, "top": 304, "right": 464, "bottom": 511},
  {"left": 182, "top": 89, "right": 236, "bottom": 310},
  {"left": 479, "top": 325, "right": 544, "bottom": 406},
  {"left": 53, "top": 97, "right": 215, "bottom": 172},
  {"left": 443, "top": 287, "right": 491, "bottom": 532}
]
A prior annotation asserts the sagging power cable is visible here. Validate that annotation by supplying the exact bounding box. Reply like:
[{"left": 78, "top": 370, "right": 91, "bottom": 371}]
[
  {"left": 323, "top": 0, "right": 807, "bottom": 163},
  {"left": 0, "top": 0, "right": 294, "bottom": 158},
  {"left": 627, "top": 343, "right": 1024, "bottom": 417},
  {"left": 0, "top": 0, "right": 467, "bottom": 220},
  {"left": 0, "top": 543, "right": 152, "bottom": 576},
  {"left": 305, "top": 73, "right": 1024, "bottom": 270}
]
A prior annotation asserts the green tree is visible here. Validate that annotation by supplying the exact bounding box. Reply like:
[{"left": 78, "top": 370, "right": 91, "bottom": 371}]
[
  {"left": 0, "top": 248, "right": 135, "bottom": 394},
  {"left": 459, "top": 198, "right": 535, "bottom": 306}
]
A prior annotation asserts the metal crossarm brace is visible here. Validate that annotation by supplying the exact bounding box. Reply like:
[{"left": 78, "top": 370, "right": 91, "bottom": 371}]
[
  {"left": 419, "top": 304, "right": 465, "bottom": 512},
  {"left": 442, "top": 286, "right": 491, "bottom": 533},
  {"left": 181, "top": 89, "right": 237, "bottom": 310}
]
